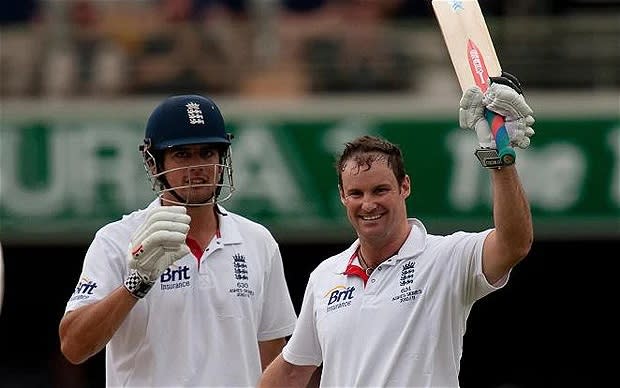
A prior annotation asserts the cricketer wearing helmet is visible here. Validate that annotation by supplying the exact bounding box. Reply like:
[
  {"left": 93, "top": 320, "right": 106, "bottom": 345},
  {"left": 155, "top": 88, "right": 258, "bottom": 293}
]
[{"left": 59, "top": 95, "right": 297, "bottom": 387}]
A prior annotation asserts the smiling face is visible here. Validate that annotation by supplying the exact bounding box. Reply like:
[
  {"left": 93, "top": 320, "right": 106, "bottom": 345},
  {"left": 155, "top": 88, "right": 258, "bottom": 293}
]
[
  {"left": 160, "top": 144, "right": 224, "bottom": 205},
  {"left": 339, "top": 153, "right": 411, "bottom": 245}
]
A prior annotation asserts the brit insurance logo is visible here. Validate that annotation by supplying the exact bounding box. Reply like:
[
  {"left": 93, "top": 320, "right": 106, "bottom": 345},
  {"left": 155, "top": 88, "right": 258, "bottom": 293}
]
[
  {"left": 69, "top": 277, "right": 98, "bottom": 302},
  {"left": 160, "top": 265, "right": 191, "bottom": 290},
  {"left": 229, "top": 253, "right": 255, "bottom": 298},
  {"left": 324, "top": 285, "right": 356, "bottom": 312},
  {"left": 391, "top": 261, "right": 422, "bottom": 304}
]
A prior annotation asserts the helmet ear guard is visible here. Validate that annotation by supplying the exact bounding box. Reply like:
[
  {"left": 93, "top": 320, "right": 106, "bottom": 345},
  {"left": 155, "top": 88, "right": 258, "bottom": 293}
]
[
  {"left": 139, "top": 139, "right": 155, "bottom": 172},
  {"left": 139, "top": 139, "right": 166, "bottom": 193},
  {"left": 214, "top": 144, "right": 234, "bottom": 203}
]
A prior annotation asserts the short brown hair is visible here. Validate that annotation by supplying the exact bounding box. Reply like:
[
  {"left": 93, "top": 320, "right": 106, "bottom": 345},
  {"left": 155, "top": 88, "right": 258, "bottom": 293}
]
[{"left": 335, "top": 135, "right": 406, "bottom": 188}]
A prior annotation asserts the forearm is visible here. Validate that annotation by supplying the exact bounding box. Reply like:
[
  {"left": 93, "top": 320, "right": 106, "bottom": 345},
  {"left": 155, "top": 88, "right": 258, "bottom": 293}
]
[
  {"left": 259, "top": 354, "right": 317, "bottom": 388},
  {"left": 59, "top": 286, "right": 138, "bottom": 364},
  {"left": 259, "top": 338, "right": 287, "bottom": 370},
  {"left": 491, "top": 165, "right": 533, "bottom": 263}
]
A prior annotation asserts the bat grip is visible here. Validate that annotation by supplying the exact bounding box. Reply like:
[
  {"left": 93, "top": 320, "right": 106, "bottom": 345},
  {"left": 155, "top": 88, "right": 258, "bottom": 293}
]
[{"left": 485, "top": 109, "right": 516, "bottom": 166}]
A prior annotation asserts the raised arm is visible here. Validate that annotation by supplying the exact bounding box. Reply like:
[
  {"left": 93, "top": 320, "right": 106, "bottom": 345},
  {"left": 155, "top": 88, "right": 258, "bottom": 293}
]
[
  {"left": 60, "top": 206, "right": 190, "bottom": 364},
  {"left": 483, "top": 166, "right": 533, "bottom": 283},
  {"left": 459, "top": 72, "right": 535, "bottom": 283}
]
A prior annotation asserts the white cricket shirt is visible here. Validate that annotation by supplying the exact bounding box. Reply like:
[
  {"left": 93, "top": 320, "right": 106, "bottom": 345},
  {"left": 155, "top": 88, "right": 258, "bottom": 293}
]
[
  {"left": 65, "top": 199, "right": 297, "bottom": 387},
  {"left": 283, "top": 218, "right": 506, "bottom": 388}
]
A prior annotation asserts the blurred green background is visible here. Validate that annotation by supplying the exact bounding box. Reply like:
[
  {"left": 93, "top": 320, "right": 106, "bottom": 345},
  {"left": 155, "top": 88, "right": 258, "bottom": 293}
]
[{"left": 1, "top": 1, "right": 619, "bottom": 387}]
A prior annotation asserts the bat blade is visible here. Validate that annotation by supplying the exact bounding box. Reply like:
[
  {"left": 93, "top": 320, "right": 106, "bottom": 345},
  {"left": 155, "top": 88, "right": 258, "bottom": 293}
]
[{"left": 431, "top": 0, "right": 515, "bottom": 165}]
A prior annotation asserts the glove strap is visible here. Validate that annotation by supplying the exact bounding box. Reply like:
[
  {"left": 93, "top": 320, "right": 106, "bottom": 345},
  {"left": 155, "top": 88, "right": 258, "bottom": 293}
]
[
  {"left": 474, "top": 148, "right": 506, "bottom": 169},
  {"left": 124, "top": 269, "right": 155, "bottom": 299}
]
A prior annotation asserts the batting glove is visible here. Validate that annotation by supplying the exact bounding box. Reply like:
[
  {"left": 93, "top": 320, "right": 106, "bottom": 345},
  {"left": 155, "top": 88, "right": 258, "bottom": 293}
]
[
  {"left": 124, "top": 206, "right": 190, "bottom": 299},
  {"left": 459, "top": 72, "right": 535, "bottom": 150}
]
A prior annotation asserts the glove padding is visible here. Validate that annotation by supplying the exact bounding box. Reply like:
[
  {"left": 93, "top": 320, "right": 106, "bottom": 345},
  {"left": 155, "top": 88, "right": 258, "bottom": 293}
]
[
  {"left": 125, "top": 206, "right": 190, "bottom": 298},
  {"left": 459, "top": 75, "right": 535, "bottom": 149}
]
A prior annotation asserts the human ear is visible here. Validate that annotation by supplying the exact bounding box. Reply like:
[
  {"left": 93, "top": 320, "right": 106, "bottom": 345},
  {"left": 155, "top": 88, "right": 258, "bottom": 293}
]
[
  {"left": 338, "top": 185, "right": 347, "bottom": 206},
  {"left": 401, "top": 175, "right": 411, "bottom": 198}
]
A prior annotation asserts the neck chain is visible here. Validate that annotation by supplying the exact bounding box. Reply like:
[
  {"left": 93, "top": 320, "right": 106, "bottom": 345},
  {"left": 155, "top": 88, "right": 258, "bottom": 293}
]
[{"left": 358, "top": 250, "right": 375, "bottom": 276}]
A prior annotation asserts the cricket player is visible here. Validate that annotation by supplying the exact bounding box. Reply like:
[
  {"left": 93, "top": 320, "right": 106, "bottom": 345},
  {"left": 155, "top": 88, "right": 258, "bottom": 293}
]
[
  {"left": 59, "top": 95, "right": 297, "bottom": 387},
  {"left": 259, "top": 73, "right": 536, "bottom": 387}
]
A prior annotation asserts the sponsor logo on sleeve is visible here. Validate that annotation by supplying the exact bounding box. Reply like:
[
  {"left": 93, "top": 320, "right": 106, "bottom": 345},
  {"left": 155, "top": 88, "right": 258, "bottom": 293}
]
[{"left": 69, "top": 277, "right": 98, "bottom": 301}]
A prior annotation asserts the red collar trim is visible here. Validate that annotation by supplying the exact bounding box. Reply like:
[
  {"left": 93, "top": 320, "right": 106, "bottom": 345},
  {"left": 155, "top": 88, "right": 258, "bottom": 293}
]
[
  {"left": 343, "top": 247, "right": 369, "bottom": 285},
  {"left": 186, "top": 228, "right": 221, "bottom": 262},
  {"left": 186, "top": 237, "right": 203, "bottom": 260}
]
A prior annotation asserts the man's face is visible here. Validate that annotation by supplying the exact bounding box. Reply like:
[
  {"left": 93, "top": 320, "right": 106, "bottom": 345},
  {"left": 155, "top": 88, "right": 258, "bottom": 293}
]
[
  {"left": 161, "top": 144, "right": 222, "bottom": 204},
  {"left": 339, "top": 156, "right": 410, "bottom": 243}
]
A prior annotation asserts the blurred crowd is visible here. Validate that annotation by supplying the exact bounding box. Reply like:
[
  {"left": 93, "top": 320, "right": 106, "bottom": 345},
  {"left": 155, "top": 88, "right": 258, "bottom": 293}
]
[{"left": 1, "top": 0, "right": 619, "bottom": 98}]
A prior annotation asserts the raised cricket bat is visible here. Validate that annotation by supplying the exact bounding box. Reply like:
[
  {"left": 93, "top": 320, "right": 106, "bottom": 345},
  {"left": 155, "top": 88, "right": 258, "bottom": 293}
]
[{"left": 431, "top": 0, "right": 516, "bottom": 166}]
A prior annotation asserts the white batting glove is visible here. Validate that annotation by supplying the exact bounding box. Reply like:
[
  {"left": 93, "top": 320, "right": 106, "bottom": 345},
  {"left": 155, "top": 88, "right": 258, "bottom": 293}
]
[
  {"left": 459, "top": 82, "right": 535, "bottom": 150},
  {"left": 124, "top": 206, "right": 190, "bottom": 299}
]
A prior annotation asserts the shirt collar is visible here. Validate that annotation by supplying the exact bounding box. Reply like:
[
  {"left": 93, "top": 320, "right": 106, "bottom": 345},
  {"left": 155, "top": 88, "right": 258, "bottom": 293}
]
[
  {"left": 215, "top": 205, "right": 242, "bottom": 245},
  {"left": 343, "top": 247, "right": 370, "bottom": 284},
  {"left": 339, "top": 218, "right": 428, "bottom": 277}
]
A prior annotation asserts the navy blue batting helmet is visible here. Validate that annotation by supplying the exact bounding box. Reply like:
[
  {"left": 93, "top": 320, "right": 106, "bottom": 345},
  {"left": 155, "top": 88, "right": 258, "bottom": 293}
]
[{"left": 143, "top": 94, "right": 231, "bottom": 150}]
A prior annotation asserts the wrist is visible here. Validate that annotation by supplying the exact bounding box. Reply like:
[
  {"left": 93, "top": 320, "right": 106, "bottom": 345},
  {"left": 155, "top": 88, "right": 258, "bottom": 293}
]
[
  {"left": 124, "top": 269, "right": 155, "bottom": 299},
  {"left": 474, "top": 148, "right": 505, "bottom": 169}
]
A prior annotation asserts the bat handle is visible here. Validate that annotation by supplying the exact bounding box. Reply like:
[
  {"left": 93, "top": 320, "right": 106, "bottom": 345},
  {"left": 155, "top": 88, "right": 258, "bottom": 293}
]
[{"left": 485, "top": 109, "right": 516, "bottom": 166}]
